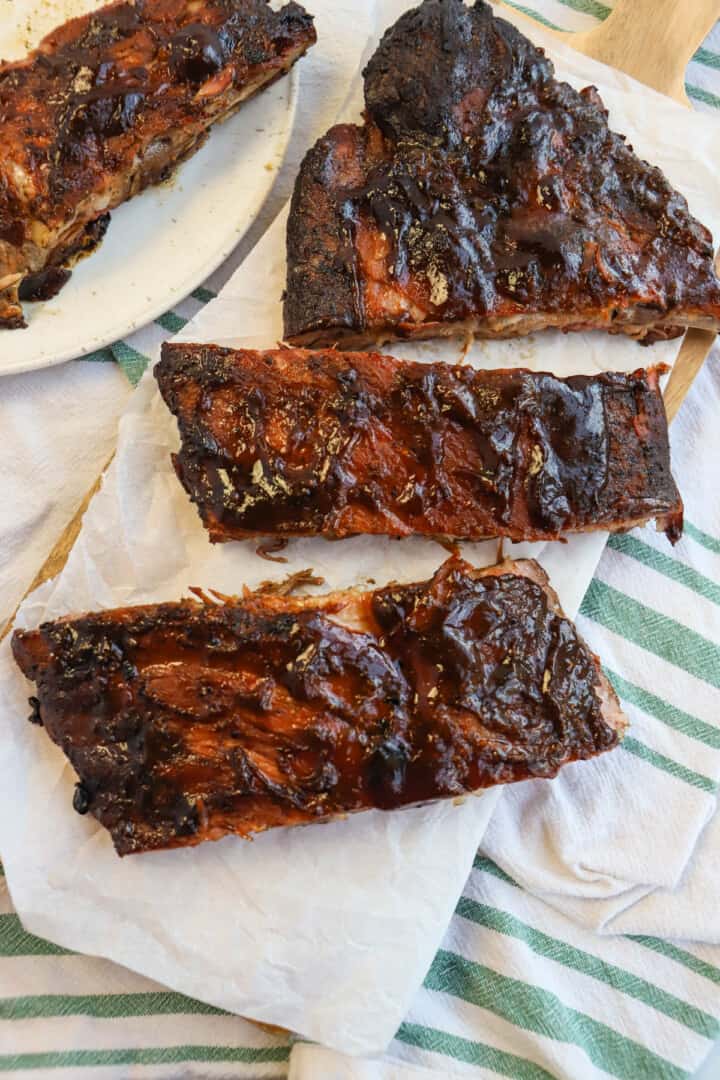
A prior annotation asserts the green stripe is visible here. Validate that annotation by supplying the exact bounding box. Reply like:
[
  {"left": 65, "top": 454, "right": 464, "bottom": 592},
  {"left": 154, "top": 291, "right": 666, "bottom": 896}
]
[
  {"left": 396, "top": 1021, "right": 556, "bottom": 1080},
  {"left": 83, "top": 282, "right": 214, "bottom": 380},
  {"left": 0, "top": 914, "right": 73, "bottom": 958},
  {"left": 111, "top": 341, "right": 151, "bottom": 386},
  {"left": 469, "top": 858, "right": 720, "bottom": 992},
  {"left": 473, "top": 855, "right": 519, "bottom": 887},
  {"left": 693, "top": 46, "right": 720, "bottom": 71},
  {"left": 192, "top": 286, "right": 217, "bottom": 304},
  {"left": 501, "top": 1, "right": 561, "bottom": 29},
  {"left": 555, "top": 0, "right": 610, "bottom": 19},
  {"left": 685, "top": 521, "right": 720, "bottom": 556},
  {"left": 155, "top": 310, "right": 188, "bottom": 335},
  {"left": 456, "top": 898, "right": 718, "bottom": 1038},
  {"left": 78, "top": 348, "right": 116, "bottom": 364},
  {"left": 0, "top": 991, "right": 230, "bottom": 1021},
  {"left": 607, "top": 534, "right": 720, "bottom": 609},
  {"left": 426, "top": 950, "right": 688, "bottom": 1080},
  {"left": 622, "top": 736, "right": 716, "bottom": 794},
  {"left": 687, "top": 83, "right": 720, "bottom": 109},
  {"left": 0, "top": 1046, "right": 289, "bottom": 1073},
  {"left": 605, "top": 668, "right": 720, "bottom": 749},
  {"left": 581, "top": 578, "right": 720, "bottom": 690},
  {"left": 628, "top": 938, "right": 720, "bottom": 988}
]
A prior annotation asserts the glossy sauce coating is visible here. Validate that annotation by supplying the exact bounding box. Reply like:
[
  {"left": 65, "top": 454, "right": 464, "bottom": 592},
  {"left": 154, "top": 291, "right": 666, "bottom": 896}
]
[
  {"left": 0, "top": 0, "right": 316, "bottom": 326},
  {"left": 156, "top": 344, "right": 683, "bottom": 545},
  {"left": 12, "top": 558, "right": 625, "bottom": 855},
  {"left": 284, "top": 0, "right": 720, "bottom": 346}
]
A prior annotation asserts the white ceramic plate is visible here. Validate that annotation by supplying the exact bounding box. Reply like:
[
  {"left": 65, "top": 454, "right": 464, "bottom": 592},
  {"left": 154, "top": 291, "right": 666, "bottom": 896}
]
[{"left": 0, "top": 0, "right": 299, "bottom": 376}]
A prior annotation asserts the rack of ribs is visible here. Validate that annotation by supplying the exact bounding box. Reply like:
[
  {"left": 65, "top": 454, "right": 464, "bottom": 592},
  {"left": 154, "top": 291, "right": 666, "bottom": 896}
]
[
  {"left": 0, "top": 0, "right": 316, "bottom": 328},
  {"left": 12, "top": 557, "right": 627, "bottom": 856},
  {"left": 284, "top": 0, "right": 720, "bottom": 348},
  {"left": 156, "top": 344, "right": 683, "bottom": 546}
]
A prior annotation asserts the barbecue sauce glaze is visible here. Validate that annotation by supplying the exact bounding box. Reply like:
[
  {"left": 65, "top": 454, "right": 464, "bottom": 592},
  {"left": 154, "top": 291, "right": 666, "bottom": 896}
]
[
  {"left": 12, "top": 559, "right": 623, "bottom": 855},
  {"left": 156, "top": 345, "right": 682, "bottom": 545}
]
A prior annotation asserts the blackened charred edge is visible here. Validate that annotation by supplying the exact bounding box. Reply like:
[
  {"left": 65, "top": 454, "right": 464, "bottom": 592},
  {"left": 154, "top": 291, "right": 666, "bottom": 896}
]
[
  {"left": 73, "top": 782, "right": 91, "bottom": 815},
  {"left": 19, "top": 268, "right": 72, "bottom": 302},
  {"left": 17, "top": 213, "right": 111, "bottom": 300},
  {"left": 362, "top": 0, "right": 549, "bottom": 142},
  {"left": 157, "top": 341, "right": 236, "bottom": 392},
  {"left": 0, "top": 312, "right": 26, "bottom": 330},
  {"left": 158, "top": 343, "right": 246, "bottom": 541},
  {"left": 277, "top": 1, "right": 317, "bottom": 39},
  {"left": 627, "top": 368, "right": 683, "bottom": 543},
  {"left": 602, "top": 368, "right": 683, "bottom": 544},
  {"left": 284, "top": 128, "right": 363, "bottom": 342}
]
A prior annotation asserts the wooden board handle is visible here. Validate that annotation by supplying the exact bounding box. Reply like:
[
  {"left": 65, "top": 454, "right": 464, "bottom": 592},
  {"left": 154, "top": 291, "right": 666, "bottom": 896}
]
[{"left": 566, "top": 0, "right": 720, "bottom": 104}]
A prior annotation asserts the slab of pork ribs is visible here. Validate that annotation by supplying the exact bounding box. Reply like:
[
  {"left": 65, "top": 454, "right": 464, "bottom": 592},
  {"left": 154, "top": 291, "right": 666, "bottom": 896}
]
[
  {"left": 156, "top": 343, "right": 683, "bottom": 546},
  {"left": 0, "top": 0, "right": 316, "bottom": 328},
  {"left": 12, "top": 557, "right": 627, "bottom": 855},
  {"left": 284, "top": 0, "right": 720, "bottom": 347}
]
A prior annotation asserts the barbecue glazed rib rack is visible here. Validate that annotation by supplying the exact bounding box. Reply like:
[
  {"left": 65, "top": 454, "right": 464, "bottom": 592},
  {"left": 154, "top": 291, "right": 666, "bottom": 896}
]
[
  {"left": 12, "top": 557, "right": 627, "bottom": 855},
  {"left": 157, "top": 345, "right": 683, "bottom": 546},
  {"left": 284, "top": 0, "right": 720, "bottom": 348}
]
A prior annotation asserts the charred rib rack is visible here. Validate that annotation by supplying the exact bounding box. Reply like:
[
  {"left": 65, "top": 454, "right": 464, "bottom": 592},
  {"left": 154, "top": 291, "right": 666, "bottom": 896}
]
[
  {"left": 12, "top": 557, "right": 627, "bottom": 856},
  {"left": 284, "top": 0, "right": 720, "bottom": 347},
  {"left": 0, "top": 0, "right": 316, "bottom": 327},
  {"left": 156, "top": 344, "right": 683, "bottom": 545}
]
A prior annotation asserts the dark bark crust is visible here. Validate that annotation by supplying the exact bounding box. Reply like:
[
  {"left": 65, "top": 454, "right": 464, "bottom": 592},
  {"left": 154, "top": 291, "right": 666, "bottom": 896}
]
[{"left": 284, "top": 0, "right": 720, "bottom": 346}]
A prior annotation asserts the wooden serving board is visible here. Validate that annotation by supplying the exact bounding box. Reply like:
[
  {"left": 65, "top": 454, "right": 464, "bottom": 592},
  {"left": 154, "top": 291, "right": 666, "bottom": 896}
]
[{"left": 3, "top": 0, "right": 720, "bottom": 636}]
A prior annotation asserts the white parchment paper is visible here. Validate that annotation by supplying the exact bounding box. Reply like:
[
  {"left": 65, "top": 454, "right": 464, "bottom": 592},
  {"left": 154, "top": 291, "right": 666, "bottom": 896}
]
[{"left": 2, "top": 2, "right": 720, "bottom": 1056}]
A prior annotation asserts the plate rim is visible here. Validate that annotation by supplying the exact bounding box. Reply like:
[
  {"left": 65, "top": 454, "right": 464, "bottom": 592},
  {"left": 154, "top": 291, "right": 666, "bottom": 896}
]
[{"left": 0, "top": 65, "right": 300, "bottom": 378}]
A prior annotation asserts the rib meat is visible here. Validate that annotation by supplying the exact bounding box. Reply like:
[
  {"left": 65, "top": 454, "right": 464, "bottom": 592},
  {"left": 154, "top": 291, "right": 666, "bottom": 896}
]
[
  {"left": 284, "top": 0, "right": 720, "bottom": 347},
  {"left": 156, "top": 343, "right": 683, "bottom": 545},
  {"left": 0, "top": 0, "right": 316, "bottom": 328},
  {"left": 12, "top": 557, "right": 627, "bottom": 856}
]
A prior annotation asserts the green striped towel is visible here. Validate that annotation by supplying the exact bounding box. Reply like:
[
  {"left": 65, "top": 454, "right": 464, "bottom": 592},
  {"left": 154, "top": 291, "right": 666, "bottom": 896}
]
[{"left": 3, "top": 2, "right": 720, "bottom": 1077}]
